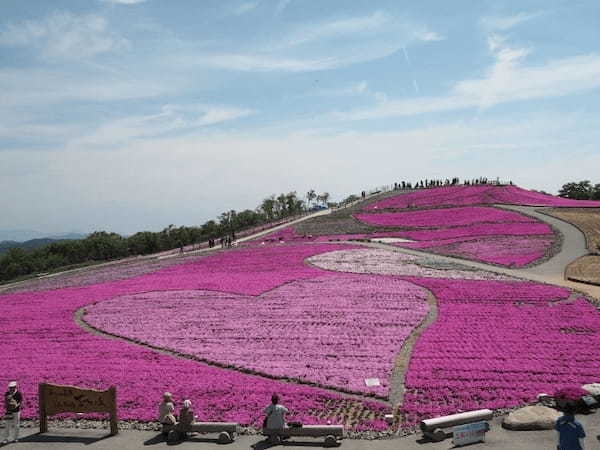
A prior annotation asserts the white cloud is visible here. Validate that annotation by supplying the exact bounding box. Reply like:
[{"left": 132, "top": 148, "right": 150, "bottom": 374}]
[
  {"left": 0, "top": 11, "right": 128, "bottom": 59},
  {"left": 198, "top": 51, "right": 398, "bottom": 73},
  {"left": 309, "top": 81, "right": 388, "bottom": 103},
  {"left": 278, "top": 11, "right": 391, "bottom": 48},
  {"left": 102, "top": 0, "right": 147, "bottom": 4},
  {"left": 4, "top": 112, "right": 598, "bottom": 233},
  {"left": 232, "top": 2, "right": 260, "bottom": 15},
  {"left": 0, "top": 68, "right": 171, "bottom": 108},
  {"left": 275, "top": 0, "right": 292, "bottom": 15},
  {"left": 192, "top": 12, "right": 442, "bottom": 73},
  {"left": 68, "top": 104, "right": 255, "bottom": 149},
  {"left": 330, "top": 38, "right": 600, "bottom": 121},
  {"left": 480, "top": 11, "right": 544, "bottom": 31}
]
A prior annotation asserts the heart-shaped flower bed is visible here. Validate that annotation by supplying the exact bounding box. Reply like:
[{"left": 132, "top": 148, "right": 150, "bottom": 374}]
[{"left": 83, "top": 274, "right": 429, "bottom": 397}]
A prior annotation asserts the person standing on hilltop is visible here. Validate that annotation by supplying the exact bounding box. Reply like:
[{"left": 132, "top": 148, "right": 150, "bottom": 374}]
[{"left": 2, "top": 381, "right": 22, "bottom": 444}]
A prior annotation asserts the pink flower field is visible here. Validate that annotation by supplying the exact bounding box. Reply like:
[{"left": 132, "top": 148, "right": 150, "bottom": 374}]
[
  {"left": 0, "top": 244, "right": 391, "bottom": 429},
  {"left": 403, "top": 235, "right": 555, "bottom": 267},
  {"left": 399, "top": 277, "right": 600, "bottom": 424},
  {"left": 355, "top": 205, "right": 555, "bottom": 267},
  {"left": 2, "top": 220, "right": 600, "bottom": 431},
  {"left": 364, "top": 185, "right": 600, "bottom": 210},
  {"left": 308, "top": 248, "right": 513, "bottom": 281},
  {"left": 354, "top": 206, "right": 536, "bottom": 228},
  {"left": 84, "top": 275, "right": 429, "bottom": 397}
]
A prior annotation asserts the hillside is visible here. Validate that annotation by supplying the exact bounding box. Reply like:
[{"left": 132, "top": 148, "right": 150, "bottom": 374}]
[{"left": 1, "top": 183, "right": 600, "bottom": 433}]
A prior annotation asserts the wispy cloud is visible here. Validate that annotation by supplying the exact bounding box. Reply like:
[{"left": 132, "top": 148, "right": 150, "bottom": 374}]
[
  {"left": 0, "top": 11, "right": 128, "bottom": 60},
  {"left": 480, "top": 11, "right": 544, "bottom": 31},
  {"left": 191, "top": 11, "right": 443, "bottom": 73},
  {"left": 330, "top": 38, "right": 600, "bottom": 121},
  {"left": 0, "top": 68, "right": 171, "bottom": 108},
  {"left": 69, "top": 104, "right": 255, "bottom": 149},
  {"left": 232, "top": 2, "right": 260, "bottom": 15},
  {"left": 275, "top": 0, "right": 292, "bottom": 15},
  {"left": 102, "top": 0, "right": 148, "bottom": 4},
  {"left": 308, "top": 81, "right": 387, "bottom": 103},
  {"left": 277, "top": 11, "right": 391, "bottom": 48}
]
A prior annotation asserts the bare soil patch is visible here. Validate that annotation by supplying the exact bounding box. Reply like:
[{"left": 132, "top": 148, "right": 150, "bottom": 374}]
[
  {"left": 566, "top": 255, "right": 600, "bottom": 285},
  {"left": 544, "top": 208, "right": 600, "bottom": 254}
]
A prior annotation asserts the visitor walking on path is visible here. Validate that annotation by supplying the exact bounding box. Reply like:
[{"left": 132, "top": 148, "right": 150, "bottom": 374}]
[
  {"left": 263, "top": 394, "right": 288, "bottom": 430},
  {"left": 555, "top": 405, "right": 586, "bottom": 450},
  {"left": 2, "top": 381, "right": 22, "bottom": 444}
]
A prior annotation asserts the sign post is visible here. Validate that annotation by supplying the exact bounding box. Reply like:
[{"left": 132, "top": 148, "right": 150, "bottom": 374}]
[
  {"left": 38, "top": 383, "right": 118, "bottom": 435},
  {"left": 452, "top": 421, "right": 489, "bottom": 447}
]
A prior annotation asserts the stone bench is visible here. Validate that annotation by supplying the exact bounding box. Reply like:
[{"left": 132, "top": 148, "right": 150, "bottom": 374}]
[
  {"left": 163, "top": 421, "right": 239, "bottom": 444},
  {"left": 263, "top": 424, "right": 344, "bottom": 447},
  {"left": 420, "top": 409, "right": 493, "bottom": 442}
]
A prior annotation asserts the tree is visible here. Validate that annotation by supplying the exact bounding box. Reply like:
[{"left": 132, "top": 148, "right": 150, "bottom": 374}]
[
  {"left": 260, "top": 196, "right": 276, "bottom": 221},
  {"left": 558, "top": 181, "right": 592, "bottom": 200},
  {"left": 306, "top": 189, "right": 316, "bottom": 208},
  {"left": 317, "top": 192, "right": 330, "bottom": 206}
]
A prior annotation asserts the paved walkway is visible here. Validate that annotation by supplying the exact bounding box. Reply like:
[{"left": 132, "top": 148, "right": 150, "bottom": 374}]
[
  {"left": 360, "top": 204, "right": 600, "bottom": 300},
  {"left": 5, "top": 414, "right": 599, "bottom": 449}
]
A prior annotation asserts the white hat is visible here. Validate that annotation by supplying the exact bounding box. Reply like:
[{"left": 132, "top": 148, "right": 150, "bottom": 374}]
[
  {"left": 8, "top": 381, "right": 17, "bottom": 388},
  {"left": 183, "top": 399, "right": 192, "bottom": 408}
]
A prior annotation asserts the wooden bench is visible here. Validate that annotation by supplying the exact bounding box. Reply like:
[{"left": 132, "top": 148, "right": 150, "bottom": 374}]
[
  {"left": 263, "top": 425, "right": 344, "bottom": 447},
  {"left": 163, "top": 422, "right": 239, "bottom": 444},
  {"left": 420, "top": 409, "right": 493, "bottom": 442}
]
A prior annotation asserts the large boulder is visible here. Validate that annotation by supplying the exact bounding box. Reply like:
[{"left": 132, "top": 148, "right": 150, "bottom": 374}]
[
  {"left": 582, "top": 383, "right": 600, "bottom": 397},
  {"left": 502, "top": 406, "right": 561, "bottom": 431}
]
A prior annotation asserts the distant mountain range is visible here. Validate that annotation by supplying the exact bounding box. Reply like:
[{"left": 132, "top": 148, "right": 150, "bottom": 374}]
[
  {"left": 0, "top": 231, "right": 87, "bottom": 255},
  {"left": 0, "top": 230, "right": 87, "bottom": 242}
]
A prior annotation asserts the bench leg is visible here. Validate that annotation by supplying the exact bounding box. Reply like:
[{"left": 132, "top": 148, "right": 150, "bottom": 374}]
[
  {"left": 424, "top": 428, "right": 446, "bottom": 442},
  {"left": 324, "top": 435, "right": 339, "bottom": 447},
  {"left": 218, "top": 431, "right": 234, "bottom": 444}
]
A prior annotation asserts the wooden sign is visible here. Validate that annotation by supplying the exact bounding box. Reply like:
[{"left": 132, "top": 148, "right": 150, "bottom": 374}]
[{"left": 39, "top": 383, "right": 118, "bottom": 435}]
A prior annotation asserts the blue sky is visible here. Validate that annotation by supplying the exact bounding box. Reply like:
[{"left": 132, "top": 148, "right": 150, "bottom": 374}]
[{"left": 1, "top": 0, "right": 600, "bottom": 234}]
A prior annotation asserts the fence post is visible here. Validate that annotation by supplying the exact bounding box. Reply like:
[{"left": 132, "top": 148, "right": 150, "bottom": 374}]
[
  {"left": 39, "top": 383, "right": 48, "bottom": 433},
  {"left": 109, "top": 386, "right": 118, "bottom": 435}
]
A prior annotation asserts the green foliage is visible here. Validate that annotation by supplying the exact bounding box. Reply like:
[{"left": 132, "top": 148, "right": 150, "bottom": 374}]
[
  {"left": 0, "top": 190, "right": 311, "bottom": 283},
  {"left": 558, "top": 180, "right": 600, "bottom": 200}
]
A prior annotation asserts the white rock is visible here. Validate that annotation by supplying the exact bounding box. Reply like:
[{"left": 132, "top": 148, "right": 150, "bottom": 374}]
[
  {"left": 582, "top": 383, "right": 600, "bottom": 396},
  {"left": 502, "top": 406, "right": 561, "bottom": 431}
]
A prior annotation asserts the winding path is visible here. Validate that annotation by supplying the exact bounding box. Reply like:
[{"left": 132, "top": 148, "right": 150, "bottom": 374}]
[{"left": 356, "top": 204, "right": 600, "bottom": 300}]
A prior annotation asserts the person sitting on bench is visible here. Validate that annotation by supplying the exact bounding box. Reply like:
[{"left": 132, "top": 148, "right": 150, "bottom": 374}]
[
  {"left": 158, "top": 392, "right": 176, "bottom": 434},
  {"left": 264, "top": 394, "right": 288, "bottom": 431},
  {"left": 174, "top": 399, "right": 195, "bottom": 439}
]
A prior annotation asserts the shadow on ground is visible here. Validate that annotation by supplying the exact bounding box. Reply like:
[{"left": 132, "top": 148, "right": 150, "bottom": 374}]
[{"left": 19, "top": 432, "right": 112, "bottom": 445}]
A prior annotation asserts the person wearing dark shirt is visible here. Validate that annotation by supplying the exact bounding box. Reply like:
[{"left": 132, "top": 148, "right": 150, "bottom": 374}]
[
  {"left": 2, "top": 381, "right": 22, "bottom": 444},
  {"left": 555, "top": 405, "right": 586, "bottom": 450}
]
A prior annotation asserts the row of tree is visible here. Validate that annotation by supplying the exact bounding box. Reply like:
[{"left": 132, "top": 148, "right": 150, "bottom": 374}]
[
  {"left": 558, "top": 180, "right": 600, "bottom": 200},
  {"left": 0, "top": 190, "right": 331, "bottom": 283}
]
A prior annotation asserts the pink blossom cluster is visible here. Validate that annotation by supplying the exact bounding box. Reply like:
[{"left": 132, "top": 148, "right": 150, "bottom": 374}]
[
  {"left": 399, "top": 277, "right": 600, "bottom": 424},
  {"left": 401, "top": 235, "right": 555, "bottom": 268},
  {"left": 84, "top": 275, "right": 430, "bottom": 397},
  {"left": 554, "top": 387, "right": 588, "bottom": 402},
  {"left": 308, "top": 249, "right": 513, "bottom": 281},
  {"left": 354, "top": 206, "right": 536, "bottom": 228},
  {"left": 364, "top": 185, "right": 600, "bottom": 210},
  {"left": 0, "top": 244, "right": 390, "bottom": 429},
  {"left": 243, "top": 226, "right": 369, "bottom": 245},
  {"left": 2, "top": 254, "right": 205, "bottom": 294},
  {"left": 354, "top": 205, "right": 554, "bottom": 267},
  {"left": 391, "top": 222, "right": 553, "bottom": 241}
]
